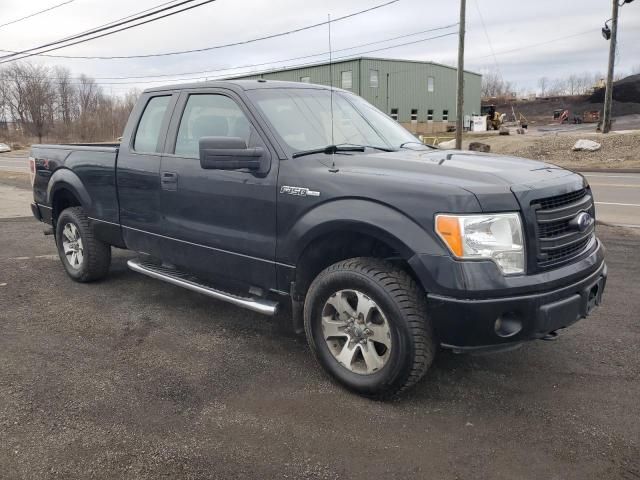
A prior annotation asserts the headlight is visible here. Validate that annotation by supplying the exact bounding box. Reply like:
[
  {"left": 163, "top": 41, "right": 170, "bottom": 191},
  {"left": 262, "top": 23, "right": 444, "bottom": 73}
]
[{"left": 435, "top": 213, "right": 525, "bottom": 275}]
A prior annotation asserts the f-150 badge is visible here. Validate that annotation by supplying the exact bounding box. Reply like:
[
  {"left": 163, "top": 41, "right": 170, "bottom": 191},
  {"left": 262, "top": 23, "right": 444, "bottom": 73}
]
[{"left": 280, "top": 186, "right": 320, "bottom": 197}]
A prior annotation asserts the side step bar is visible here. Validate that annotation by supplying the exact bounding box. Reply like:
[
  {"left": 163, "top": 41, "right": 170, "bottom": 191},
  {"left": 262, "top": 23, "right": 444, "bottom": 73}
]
[{"left": 127, "top": 259, "right": 279, "bottom": 316}]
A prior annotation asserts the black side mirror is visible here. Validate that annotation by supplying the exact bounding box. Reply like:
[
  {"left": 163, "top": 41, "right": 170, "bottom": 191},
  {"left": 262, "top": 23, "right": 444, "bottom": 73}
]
[{"left": 199, "top": 136, "right": 265, "bottom": 171}]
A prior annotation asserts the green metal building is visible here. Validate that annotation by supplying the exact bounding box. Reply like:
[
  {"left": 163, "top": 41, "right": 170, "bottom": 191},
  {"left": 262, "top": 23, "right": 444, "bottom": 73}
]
[{"left": 232, "top": 57, "right": 482, "bottom": 126}]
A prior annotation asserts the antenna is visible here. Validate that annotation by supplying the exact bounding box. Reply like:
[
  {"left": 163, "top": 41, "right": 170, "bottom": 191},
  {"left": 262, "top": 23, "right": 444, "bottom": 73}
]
[{"left": 328, "top": 13, "right": 335, "bottom": 167}]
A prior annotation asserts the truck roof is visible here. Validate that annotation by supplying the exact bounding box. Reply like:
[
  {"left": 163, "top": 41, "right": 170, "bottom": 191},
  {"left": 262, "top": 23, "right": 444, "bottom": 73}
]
[{"left": 144, "top": 79, "right": 340, "bottom": 94}]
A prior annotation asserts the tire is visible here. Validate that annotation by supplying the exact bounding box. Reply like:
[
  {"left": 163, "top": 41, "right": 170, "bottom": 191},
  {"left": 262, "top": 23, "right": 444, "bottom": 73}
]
[
  {"left": 304, "top": 257, "right": 436, "bottom": 398},
  {"left": 55, "top": 206, "right": 111, "bottom": 282}
]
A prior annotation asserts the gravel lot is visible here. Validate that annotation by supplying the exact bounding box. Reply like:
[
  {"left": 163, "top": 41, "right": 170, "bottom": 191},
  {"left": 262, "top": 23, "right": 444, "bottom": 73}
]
[
  {"left": 460, "top": 130, "right": 640, "bottom": 171},
  {"left": 0, "top": 216, "right": 638, "bottom": 479}
]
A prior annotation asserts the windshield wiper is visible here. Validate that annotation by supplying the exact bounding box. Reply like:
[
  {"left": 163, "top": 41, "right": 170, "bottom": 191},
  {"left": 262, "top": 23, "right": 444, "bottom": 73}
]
[
  {"left": 399, "top": 141, "right": 436, "bottom": 149},
  {"left": 347, "top": 144, "right": 396, "bottom": 153},
  {"left": 292, "top": 145, "right": 365, "bottom": 158},
  {"left": 292, "top": 143, "right": 397, "bottom": 158}
]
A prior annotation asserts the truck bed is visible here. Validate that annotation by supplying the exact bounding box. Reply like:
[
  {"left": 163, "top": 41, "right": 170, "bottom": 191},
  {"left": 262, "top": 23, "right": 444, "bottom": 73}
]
[{"left": 30, "top": 143, "right": 121, "bottom": 240}]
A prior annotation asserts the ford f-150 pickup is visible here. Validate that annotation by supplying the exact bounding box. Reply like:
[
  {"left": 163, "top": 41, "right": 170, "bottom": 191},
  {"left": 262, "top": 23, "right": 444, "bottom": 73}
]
[{"left": 30, "top": 80, "right": 607, "bottom": 397}]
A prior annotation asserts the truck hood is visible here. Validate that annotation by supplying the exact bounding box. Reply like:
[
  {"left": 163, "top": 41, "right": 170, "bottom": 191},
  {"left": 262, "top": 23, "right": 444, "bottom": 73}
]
[
  {"left": 329, "top": 149, "right": 584, "bottom": 211},
  {"left": 332, "top": 149, "right": 576, "bottom": 188}
]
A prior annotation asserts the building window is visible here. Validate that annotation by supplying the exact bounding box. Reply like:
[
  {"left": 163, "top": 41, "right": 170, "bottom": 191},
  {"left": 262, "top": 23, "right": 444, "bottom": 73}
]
[
  {"left": 427, "top": 77, "right": 435, "bottom": 92},
  {"left": 341, "top": 70, "right": 352, "bottom": 89},
  {"left": 411, "top": 109, "right": 418, "bottom": 121},
  {"left": 443, "top": 109, "right": 449, "bottom": 121},
  {"left": 300, "top": 76, "right": 310, "bottom": 83},
  {"left": 427, "top": 109, "right": 433, "bottom": 121},
  {"left": 390, "top": 108, "right": 398, "bottom": 121},
  {"left": 369, "top": 69, "right": 379, "bottom": 88}
]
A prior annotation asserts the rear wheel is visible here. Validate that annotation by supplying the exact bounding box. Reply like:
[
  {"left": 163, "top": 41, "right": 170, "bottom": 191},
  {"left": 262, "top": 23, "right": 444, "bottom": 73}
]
[
  {"left": 304, "top": 257, "right": 436, "bottom": 398},
  {"left": 55, "top": 207, "right": 111, "bottom": 282}
]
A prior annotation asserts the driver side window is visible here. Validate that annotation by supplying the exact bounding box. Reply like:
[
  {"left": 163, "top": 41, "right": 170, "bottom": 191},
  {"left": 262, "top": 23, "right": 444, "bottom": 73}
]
[{"left": 174, "top": 94, "right": 254, "bottom": 158}]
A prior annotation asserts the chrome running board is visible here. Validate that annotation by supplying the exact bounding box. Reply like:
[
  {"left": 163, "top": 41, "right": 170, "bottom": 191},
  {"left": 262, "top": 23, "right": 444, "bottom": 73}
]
[{"left": 127, "top": 259, "right": 279, "bottom": 316}]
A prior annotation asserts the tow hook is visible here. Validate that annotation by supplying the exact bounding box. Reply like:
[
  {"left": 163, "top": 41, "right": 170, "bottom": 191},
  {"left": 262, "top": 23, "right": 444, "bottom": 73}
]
[{"left": 541, "top": 330, "right": 559, "bottom": 341}]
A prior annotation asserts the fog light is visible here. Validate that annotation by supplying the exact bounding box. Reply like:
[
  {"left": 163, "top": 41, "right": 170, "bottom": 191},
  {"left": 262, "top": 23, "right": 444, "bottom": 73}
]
[{"left": 494, "top": 312, "right": 522, "bottom": 338}]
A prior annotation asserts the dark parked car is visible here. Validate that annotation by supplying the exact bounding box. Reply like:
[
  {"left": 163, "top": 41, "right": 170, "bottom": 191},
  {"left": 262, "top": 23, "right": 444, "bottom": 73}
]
[{"left": 30, "top": 80, "right": 606, "bottom": 397}]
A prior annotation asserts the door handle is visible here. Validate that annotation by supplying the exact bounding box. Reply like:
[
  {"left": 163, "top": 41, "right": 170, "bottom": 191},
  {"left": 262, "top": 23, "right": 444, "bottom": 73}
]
[{"left": 161, "top": 171, "right": 178, "bottom": 190}]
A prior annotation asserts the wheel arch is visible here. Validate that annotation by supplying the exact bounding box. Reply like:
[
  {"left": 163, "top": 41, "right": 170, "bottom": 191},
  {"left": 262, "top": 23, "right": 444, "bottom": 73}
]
[
  {"left": 47, "top": 169, "right": 92, "bottom": 223},
  {"left": 284, "top": 199, "right": 441, "bottom": 297}
]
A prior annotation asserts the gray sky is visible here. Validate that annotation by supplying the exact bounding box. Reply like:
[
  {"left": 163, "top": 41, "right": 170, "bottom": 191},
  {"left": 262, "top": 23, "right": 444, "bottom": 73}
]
[{"left": 1, "top": 0, "right": 639, "bottom": 94}]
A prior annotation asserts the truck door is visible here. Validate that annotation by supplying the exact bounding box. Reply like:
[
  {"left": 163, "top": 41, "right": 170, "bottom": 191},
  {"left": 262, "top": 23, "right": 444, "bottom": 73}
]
[
  {"left": 117, "top": 92, "right": 178, "bottom": 256},
  {"left": 158, "top": 89, "right": 279, "bottom": 291}
]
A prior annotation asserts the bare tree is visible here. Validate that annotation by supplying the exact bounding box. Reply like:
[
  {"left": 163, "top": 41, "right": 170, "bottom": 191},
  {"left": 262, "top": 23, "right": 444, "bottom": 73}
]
[
  {"left": 481, "top": 70, "right": 514, "bottom": 98},
  {"left": 548, "top": 78, "right": 568, "bottom": 96},
  {"left": 0, "top": 62, "right": 140, "bottom": 144},
  {"left": 537, "top": 77, "right": 549, "bottom": 97},
  {"left": 76, "top": 74, "right": 101, "bottom": 140},
  {"left": 53, "top": 66, "right": 76, "bottom": 126},
  {"left": 567, "top": 74, "right": 579, "bottom": 95},
  {"left": 2, "top": 63, "right": 56, "bottom": 142},
  {"left": 0, "top": 70, "right": 8, "bottom": 131}
]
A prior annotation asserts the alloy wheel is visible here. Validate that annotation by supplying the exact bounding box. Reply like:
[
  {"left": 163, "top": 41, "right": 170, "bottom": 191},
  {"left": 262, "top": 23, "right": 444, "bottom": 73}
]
[
  {"left": 62, "top": 222, "right": 84, "bottom": 269},
  {"left": 321, "top": 289, "right": 392, "bottom": 375}
]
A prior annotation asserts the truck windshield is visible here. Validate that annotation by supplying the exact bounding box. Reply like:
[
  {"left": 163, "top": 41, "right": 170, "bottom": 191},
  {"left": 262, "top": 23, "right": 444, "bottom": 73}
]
[{"left": 246, "top": 88, "right": 427, "bottom": 155}]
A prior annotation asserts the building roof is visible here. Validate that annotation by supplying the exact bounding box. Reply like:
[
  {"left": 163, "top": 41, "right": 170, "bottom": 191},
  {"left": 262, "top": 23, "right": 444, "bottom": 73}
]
[{"left": 229, "top": 56, "right": 482, "bottom": 79}]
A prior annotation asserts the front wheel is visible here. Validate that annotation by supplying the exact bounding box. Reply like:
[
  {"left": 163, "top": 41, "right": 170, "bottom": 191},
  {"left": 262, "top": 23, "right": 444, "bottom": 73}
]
[
  {"left": 304, "top": 258, "right": 436, "bottom": 398},
  {"left": 55, "top": 207, "right": 111, "bottom": 282}
]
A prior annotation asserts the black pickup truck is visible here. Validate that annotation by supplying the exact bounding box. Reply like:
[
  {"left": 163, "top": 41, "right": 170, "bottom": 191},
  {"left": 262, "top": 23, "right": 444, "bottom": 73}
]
[{"left": 30, "top": 80, "right": 607, "bottom": 397}]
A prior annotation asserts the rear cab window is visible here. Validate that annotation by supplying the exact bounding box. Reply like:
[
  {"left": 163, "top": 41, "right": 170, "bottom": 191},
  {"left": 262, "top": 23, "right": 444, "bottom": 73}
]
[
  {"left": 133, "top": 95, "right": 172, "bottom": 153},
  {"left": 174, "top": 94, "right": 257, "bottom": 158}
]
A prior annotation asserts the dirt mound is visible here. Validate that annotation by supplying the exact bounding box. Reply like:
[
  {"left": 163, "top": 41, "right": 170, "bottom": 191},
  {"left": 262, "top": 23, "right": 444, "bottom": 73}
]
[
  {"left": 589, "top": 74, "right": 640, "bottom": 103},
  {"left": 462, "top": 130, "right": 640, "bottom": 170}
]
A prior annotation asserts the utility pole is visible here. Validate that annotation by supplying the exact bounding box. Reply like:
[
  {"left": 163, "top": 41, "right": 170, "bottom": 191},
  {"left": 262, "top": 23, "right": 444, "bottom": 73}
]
[
  {"left": 455, "top": 0, "right": 466, "bottom": 149},
  {"left": 602, "top": 0, "right": 619, "bottom": 133},
  {"left": 386, "top": 73, "right": 390, "bottom": 114}
]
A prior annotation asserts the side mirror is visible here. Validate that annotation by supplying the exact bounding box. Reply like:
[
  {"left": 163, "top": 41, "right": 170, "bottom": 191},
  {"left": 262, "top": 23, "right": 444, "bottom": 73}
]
[{"left": 199, "top": 136, "right": 265, "bottom": 171}]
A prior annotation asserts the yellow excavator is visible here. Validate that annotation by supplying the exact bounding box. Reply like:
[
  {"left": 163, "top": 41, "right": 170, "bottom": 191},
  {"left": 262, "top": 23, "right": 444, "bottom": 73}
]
[{"left": 481, "top": 105, "right": 504, "bottom": 130}]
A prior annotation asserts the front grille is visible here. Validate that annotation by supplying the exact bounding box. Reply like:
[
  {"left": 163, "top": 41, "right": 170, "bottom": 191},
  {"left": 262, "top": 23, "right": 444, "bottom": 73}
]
[
  {"left": 532, "top": 188, "right": 595, "bottom": 269},
  {"left": 537, "top": 188, "right": 587, "bottom": 210}
]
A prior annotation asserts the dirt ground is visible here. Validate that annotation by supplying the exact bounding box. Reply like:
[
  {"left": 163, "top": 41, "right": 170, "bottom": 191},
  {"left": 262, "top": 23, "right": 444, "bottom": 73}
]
[{"left": 460, "top": 129, "right": 640, "bottom": 170}]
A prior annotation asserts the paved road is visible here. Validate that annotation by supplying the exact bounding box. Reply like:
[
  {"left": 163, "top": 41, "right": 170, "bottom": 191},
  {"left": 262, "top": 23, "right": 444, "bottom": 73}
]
[
  {"left": 535, "top": 114, "right": 640, "bottom": 134},
  {"left": 0, "top": 152, "right": 28, "bottom": 173},
  {"left": 586, "top": 173, "right": 640, "bottom": 228},
  {"left": 0, "top": 218, "right": 638, "bottom": 479}
]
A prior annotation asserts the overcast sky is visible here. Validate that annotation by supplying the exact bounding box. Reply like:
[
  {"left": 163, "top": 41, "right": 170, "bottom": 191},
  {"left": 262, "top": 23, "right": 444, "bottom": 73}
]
[{"left": 1, "top": 0, "right": 639, "bottom": 95}]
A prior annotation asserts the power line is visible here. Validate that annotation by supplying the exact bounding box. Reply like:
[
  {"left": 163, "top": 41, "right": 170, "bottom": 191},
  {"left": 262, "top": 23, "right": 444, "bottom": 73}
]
[
  {"left": 470, "top": 30, "right": 593, "bottom": 61},
  {"left": 56, "top": 0, "right": 186, "bottom": 42},
  {"left": 96, "top": 30, "right": 459, "bottom": 86},
  {"left": 1, "top": 0, "right": 194, "bottom": 61},
  {"left": 0, "top": 0, "right": 74, "bottom": 30},
  {"left": 1, "top": 29, "right": 458, "bottom": 88},
  {"left": 4, "top": 23, "right": 458, "bottom": 81},
  {"left": 95, "top": 23, "right": 457, "bottom": 80},
  {"left": 0, "top": 0, "right": 215, "bottom": 64},
  {"left": 0, "top": 0, "right": 400, "bottom": 61},
  {"left": 472, "top": 0, "right": 503, "bottom": 82}
]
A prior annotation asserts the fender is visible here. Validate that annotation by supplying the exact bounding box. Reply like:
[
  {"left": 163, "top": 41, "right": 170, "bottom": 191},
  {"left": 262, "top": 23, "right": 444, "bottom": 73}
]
[
  {"left": 47, "top": 168, "right": 93, "bottom": 212},
  {"left": 278, "top": 198, "right": 448, "bottom": 266}
]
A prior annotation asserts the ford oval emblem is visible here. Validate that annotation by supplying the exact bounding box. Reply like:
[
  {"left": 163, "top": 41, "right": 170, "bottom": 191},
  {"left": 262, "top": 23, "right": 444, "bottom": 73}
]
[{"left": 570, "top": 212, "right": 593, "bottom": 232}]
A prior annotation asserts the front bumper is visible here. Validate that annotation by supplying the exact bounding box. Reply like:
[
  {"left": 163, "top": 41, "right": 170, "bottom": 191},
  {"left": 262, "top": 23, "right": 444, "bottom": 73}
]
[{"left": 423, "top": 242, "right": 607, "bottom": 350}]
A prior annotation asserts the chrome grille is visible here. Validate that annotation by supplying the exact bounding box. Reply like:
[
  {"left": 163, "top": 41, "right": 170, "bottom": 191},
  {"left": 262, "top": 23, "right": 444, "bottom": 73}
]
[{"left": 532, "top": 188, "right": 595, "bottom": 269}]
